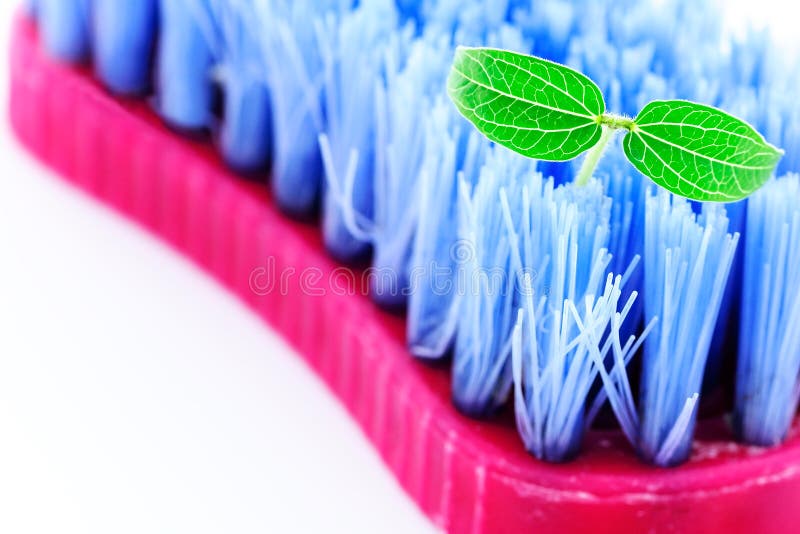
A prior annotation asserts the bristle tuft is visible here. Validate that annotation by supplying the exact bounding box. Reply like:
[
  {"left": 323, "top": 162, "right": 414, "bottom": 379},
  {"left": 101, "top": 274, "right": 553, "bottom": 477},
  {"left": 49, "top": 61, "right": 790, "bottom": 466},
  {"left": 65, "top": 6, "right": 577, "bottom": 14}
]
[
  {"left": 639, "top": 191, "right": 739, "bottom": 466},
  {"left": 735, "top": 175, "right": 800, "bottom": 446}
]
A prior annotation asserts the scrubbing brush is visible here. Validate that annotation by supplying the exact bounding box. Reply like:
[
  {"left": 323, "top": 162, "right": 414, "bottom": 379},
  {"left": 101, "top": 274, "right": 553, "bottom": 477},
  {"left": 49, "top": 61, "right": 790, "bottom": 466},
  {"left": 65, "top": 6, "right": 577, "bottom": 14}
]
[{"left": 10, "top": 0, "right": 800, "bottom": 532}]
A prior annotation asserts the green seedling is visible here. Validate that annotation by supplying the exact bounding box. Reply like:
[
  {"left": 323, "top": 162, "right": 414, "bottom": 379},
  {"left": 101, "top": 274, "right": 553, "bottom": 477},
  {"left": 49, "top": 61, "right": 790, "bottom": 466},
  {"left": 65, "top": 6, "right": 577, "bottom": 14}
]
[{"left": 447, "top": 46, "right": 783, "bottom": 202}]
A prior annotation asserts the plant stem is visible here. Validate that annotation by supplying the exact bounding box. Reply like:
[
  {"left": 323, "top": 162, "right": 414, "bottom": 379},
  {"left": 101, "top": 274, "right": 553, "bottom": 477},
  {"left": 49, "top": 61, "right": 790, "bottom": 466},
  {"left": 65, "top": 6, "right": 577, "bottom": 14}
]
[
  {"left": 575, "top": 126, "right": 614, "bottom": 187},
  {"left": 598, "top": 113, "right": 637, "bottom": 131}
]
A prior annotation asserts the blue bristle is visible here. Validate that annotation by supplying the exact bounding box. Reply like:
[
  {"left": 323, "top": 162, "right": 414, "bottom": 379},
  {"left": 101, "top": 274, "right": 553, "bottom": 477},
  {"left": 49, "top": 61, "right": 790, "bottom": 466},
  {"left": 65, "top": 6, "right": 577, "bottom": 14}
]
[
  {"left": 778, "top": 113, "right": 800, "bottom": 174},
  {"left": 750, "top": 59, "right": 800, "bottom": 175},
  {"left": 370, "top": 36, "right": 452, "bottom": 309},
  {"left": 729, "top": 30, "right": 770, "bottom": 89},
  {"left": 691, "top": 104, "right": 753, "bottom": 387},
  {"left": 420, "top": 0, "right": 522, "bottom": 45},
  {"left": 39, "top": 0, "right": 91, "bottom": 63},
  {"left": 320, "top": 0, "right": 533, "bottom": 278},
  {"left": 396, "top": 0, "right": 426, "bottom": 25},
  {"left": 562, "top": 0, "right": 727, "bottom": 118},
  {"left": 457, "top": 21, "right": 526, "bottom": 54},
  {"left": 703, "top": 198, "right": 747, "bottom": 391},
  {"left": 512, "top": 276, "right": 651, "bottom": 461},
  {"left": 450, "top": 0, "right": 512, "bottom": 43},
  {"left": 219, "top": 72, "right": 272, "bottom": 174},
  {"left": 451, "top": 147, "right": 536, "bottom": 417},
  {"left": 416, "top": 0, "right": 460, "bottom": 36},
  {"left": 420, "top": 0, "right": 477, "bottom": 38},
  {"left": 734, "top": 175, "right": 800, "bottom": 446},
  {"left": 501, "top": 176, "right": 619, "bottom": 462},
  {"left": 317, "top": 0, "right": 399, "bottom": 264},
  {"left": 514, "top": 0, "right": 576, "bottom": 62},
  {"left": 249, "top": 0, "right": 348, "bottom": 217},
  {"left": 92, "top": 0, "right": 158, "bottom": 95},
  {"left": 156, "top": 0, "right": 215, "bottom": 132},
  {"left": 186, "top": 0, "right": 273, "bottom": 174},
  {"left": 638, "top": 192, "right": 739, "bottom": 466},
  {"left": 503, "top": 176, "right": 649, "bottom": 461},
  {"left": 406, "top": 104, "right": 489, "bottom": 359},
  {"left": 709, "top": 46, "right": 800, "bottom": 381},
  {"left": 367, "top": 21, "right": 524, "bottom": 310},
  {"left": 598, "top": 144, "right": 646, "bottom": 342}
]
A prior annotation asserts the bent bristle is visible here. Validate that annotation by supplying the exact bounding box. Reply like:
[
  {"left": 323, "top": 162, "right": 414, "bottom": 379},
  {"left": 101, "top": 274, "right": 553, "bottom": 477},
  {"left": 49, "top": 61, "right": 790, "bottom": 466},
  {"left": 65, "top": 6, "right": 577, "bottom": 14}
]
[
  {"left": 198, "top": 0, "right": 274, "bottom": 174},
  {"left": 249, "top": 0, "right": 340, "bottom": 217},
  {"left": 317, "top": 0, "right": 399, "bottom": 263},
  {"left": 406, "top": 104, "right": 488, "bottom": 358},
  {"left": 451, "top": 147, "right": 536, "bottom": 417},
  {"left": 639, "top": 193, "right": 739, "bottom": 465},
  {"left": 504, "top": 176, "right": 644, "bottom": 461},
  {"left": 369, "top": 36, "right": 452, "bottom": 309}
]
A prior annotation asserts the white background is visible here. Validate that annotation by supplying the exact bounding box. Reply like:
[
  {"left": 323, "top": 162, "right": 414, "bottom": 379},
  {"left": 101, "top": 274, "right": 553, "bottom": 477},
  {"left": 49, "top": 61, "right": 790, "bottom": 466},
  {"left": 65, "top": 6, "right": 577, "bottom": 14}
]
[{"left": 0, "top": 2, "right": 796, "bottom": 534}]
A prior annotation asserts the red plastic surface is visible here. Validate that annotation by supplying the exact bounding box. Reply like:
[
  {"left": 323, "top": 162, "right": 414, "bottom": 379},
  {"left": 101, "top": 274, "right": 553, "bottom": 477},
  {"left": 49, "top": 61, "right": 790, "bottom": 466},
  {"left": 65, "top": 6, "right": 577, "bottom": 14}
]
[{"left": 9, "top": 14, "right": 800, "bottom": 533}]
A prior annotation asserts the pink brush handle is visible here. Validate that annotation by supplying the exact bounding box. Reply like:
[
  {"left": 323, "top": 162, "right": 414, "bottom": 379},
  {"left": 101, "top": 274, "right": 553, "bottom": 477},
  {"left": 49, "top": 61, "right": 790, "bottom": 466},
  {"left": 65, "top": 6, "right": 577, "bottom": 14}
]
[{"left": 9, "top": 13, "right": 800, "bottom": 534}]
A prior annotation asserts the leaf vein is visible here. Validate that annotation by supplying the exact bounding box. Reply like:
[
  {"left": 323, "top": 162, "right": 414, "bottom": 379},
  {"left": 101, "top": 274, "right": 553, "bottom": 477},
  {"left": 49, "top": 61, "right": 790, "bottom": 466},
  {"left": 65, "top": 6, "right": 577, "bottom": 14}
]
[
  {"left": 491, "top": 55, "right": 597, "bottom": 117},
  {"left": 637, "top": 129, "right": 777, "bottom": 171},
  {"left": 451, "top": 65, "right": 596, "bottom": 122}
]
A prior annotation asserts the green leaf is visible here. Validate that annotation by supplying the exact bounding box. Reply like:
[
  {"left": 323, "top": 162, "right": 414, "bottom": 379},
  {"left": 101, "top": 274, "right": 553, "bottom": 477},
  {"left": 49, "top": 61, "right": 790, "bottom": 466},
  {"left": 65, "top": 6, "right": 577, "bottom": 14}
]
[
  {"left": 623, "top": 100, "right": 783, "bottom": 202},
  {"left": 447, "top": 47, "right": 605, "bottom": 161}
]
